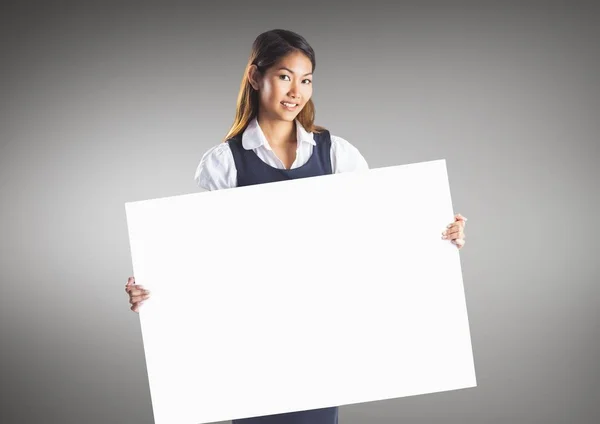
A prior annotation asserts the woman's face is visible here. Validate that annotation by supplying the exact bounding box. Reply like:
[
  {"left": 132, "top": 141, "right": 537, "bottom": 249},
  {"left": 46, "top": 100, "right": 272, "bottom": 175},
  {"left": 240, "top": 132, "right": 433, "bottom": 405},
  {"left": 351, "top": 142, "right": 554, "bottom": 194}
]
[{"left": 249, "top": 51, "right": 313, "bottom": 122}]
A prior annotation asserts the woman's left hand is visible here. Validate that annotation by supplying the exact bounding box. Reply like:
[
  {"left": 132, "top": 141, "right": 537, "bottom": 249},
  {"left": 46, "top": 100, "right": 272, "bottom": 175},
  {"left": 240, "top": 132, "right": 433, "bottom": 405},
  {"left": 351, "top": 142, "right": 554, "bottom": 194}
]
[{"left": 442, "top": 213, "right": 468, "bottom": 249}]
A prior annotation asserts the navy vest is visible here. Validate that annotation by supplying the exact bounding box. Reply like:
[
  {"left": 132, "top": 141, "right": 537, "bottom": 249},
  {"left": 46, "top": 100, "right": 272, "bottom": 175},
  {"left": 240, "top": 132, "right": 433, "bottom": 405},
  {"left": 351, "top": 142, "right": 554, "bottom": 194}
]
[
  {"left": 226, "top": 128, "right": 338, "bottom": 424},
  {"left": 227, "top": 129, "right": 333, "bottom": 186}
]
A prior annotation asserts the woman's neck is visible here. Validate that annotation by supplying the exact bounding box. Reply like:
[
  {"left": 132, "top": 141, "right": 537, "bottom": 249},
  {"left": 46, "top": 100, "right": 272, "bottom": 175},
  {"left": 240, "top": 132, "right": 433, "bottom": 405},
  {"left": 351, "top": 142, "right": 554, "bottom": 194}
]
[{"left": 257, "top": 114, "right": 296, "bottom": 148}]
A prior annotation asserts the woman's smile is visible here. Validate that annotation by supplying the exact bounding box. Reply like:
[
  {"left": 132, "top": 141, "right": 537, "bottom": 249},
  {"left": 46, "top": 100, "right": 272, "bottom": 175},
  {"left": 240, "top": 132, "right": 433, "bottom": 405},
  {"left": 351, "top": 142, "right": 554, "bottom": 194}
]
[{"left": 280, "top": 101, "right": 299, "bottom": 111}]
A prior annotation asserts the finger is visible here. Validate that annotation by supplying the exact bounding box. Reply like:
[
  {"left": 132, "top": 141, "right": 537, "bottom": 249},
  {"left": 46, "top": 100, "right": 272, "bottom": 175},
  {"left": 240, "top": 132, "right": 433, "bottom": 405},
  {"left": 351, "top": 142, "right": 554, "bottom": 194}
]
[
  {"left": 128, "top": 288, "right": 150, "bottom": 298},
  {"left": 450, "top": 226, "right": 465, "bottom": 236},
  {"left": 129, "top": 291, "right": 150, "bottom": 301},
  {"left": 454, "top": 214, "right": 468, "bottom": 224},
  {"left": 444, "top": 223, "right": 462, "bottom": 233},
  {"left": 125, "top": 284, "right": 146, "bottom": 294},
  {"left": 451, "top": 220, "right": 466, "bottom": 228},
  {"left": 126, "top": 287, "right": 141, "bottom": 297},
  {"left": 443, "top": 229, "right": 462, "bottom": 239},
  {"left": 446, "top": 220, "right": 465, "bottom": 231},
  {"left": 442, "top": 224, "right": 464, "bottom": 237},
  {"left": 130, "top": 294, "right": 151, "bottom": 304},
  {"left": 452, "top": 238, "right": 465, "bottom": 248},
  {"left": 125, "top": 277, "right": 140, "bottom": 292},
  {"left": 132, "top": 300, "right": 146, "bottom": 313}
]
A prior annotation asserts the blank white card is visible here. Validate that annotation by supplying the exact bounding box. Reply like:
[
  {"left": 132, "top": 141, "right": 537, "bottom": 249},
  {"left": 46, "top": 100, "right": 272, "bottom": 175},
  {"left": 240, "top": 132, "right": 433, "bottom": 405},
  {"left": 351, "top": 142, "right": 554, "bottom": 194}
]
[{"left": 125, "top": 159, "right": 476, "bottom": 424}]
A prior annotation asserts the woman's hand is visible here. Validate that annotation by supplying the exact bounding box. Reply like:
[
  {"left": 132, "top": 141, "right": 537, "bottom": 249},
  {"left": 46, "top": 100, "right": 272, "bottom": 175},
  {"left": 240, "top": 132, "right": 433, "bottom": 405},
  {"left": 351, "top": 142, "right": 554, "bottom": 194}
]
[
  {"left": 442, "top": 213, "right": 467, "bottom": 249},
  {"left": 125, "top": 276, "right": 150, "bottom": 313}
]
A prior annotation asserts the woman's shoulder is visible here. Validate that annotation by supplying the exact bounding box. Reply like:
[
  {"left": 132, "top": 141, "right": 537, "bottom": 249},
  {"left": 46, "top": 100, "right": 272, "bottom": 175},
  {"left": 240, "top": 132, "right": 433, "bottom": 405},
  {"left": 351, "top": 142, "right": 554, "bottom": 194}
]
[
  {"left": 326, "top": 132, "right": 370, "bottom": 173},
  {"left": 313, "top": 127, "right": 357, "bottom": 148},
  {"left": 329, "top": 133, "right": 356, "bottom": 149},
  {"left": 203, "top": 141, "right": 233, "bottom": 159},
  {"left": 197, "top": 142, "right": 234, "bottom": 171},
  {"left": 193, "top": 142, "right": 236, "bottom": 190}
]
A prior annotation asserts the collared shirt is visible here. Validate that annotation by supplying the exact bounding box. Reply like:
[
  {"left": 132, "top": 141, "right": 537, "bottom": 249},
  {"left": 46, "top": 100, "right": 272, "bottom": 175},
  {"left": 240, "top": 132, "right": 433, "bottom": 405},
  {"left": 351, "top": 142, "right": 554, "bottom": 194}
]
[{"left": 194, "top": 117, "right": 369, "bottom": 190}]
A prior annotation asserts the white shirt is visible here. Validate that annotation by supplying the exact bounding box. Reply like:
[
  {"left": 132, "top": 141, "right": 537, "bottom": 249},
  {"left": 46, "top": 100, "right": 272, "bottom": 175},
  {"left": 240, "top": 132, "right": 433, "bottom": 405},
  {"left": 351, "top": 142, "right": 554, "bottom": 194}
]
[{"left": 194, "top": 117, "right": 369, "bottom": 190}]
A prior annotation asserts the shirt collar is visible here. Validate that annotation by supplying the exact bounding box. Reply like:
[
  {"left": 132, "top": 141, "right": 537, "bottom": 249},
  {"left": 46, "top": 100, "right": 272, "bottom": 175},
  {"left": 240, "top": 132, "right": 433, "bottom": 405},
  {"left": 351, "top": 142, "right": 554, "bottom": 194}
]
[{"left": 242, "top": 117, "right": 316, "bottom": 151}]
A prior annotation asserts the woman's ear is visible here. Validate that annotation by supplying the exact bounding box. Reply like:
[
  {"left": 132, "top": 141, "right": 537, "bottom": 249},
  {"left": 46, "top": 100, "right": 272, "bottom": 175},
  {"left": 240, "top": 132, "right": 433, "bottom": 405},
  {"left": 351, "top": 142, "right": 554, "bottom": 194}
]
[{"left": 248, "top": 65, "right": 261, "bottom": 91}]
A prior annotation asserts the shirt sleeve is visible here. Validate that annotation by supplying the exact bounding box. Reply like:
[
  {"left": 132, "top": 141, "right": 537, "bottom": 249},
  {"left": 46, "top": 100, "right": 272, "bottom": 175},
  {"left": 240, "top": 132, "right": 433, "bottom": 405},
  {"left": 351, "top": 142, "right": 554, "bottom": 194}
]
[
  {"left": 193, "top": 143, "right": 237, "bottom": 190},
  {"left": 330, "top": 135, "right": 370, "bottom": 173}
]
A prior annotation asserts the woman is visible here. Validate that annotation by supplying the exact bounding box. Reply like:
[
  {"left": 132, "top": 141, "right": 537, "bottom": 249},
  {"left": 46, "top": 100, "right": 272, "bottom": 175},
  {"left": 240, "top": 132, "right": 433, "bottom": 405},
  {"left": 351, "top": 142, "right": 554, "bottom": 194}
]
[{"left": 125, "top": 29, "right": 467, "bottom": 424}]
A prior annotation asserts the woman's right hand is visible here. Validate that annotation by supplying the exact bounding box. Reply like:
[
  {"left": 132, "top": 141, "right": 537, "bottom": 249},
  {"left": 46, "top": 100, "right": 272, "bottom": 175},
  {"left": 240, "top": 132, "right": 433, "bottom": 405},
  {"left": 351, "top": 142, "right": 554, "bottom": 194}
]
[{"left": 125, "top": 276, "right": 150, "bottom": 313}]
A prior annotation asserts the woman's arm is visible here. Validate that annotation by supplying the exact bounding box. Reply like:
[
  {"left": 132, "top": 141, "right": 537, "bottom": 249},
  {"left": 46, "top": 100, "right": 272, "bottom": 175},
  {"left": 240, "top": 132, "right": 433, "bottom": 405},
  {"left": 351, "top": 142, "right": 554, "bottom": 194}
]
[
  {"left": 194, "top": 143, "right": 237, "bottom": 190},
  {"left": 330, "top": 135, "right": 369, "bottom": 173}
]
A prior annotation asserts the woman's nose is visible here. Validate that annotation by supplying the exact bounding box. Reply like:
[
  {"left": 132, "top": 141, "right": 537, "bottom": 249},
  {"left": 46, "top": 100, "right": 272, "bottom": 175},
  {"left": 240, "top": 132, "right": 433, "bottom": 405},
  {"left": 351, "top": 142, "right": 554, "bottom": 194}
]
[
  {"left": 288, "top": 81, "right": 302, "bottom": 99},
  {"left": 288, "top": 89, "right": 298, "bottom": 98}
]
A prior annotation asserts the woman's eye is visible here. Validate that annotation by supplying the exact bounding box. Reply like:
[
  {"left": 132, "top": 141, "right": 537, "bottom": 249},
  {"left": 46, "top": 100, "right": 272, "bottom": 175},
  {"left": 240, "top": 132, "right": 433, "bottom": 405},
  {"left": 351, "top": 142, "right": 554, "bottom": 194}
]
[
  {"left": 303, "top": 79, "right": 312, "bottom": 84},
  {"left": 279, "top": 75, "right": 290, "bottom": 81}
]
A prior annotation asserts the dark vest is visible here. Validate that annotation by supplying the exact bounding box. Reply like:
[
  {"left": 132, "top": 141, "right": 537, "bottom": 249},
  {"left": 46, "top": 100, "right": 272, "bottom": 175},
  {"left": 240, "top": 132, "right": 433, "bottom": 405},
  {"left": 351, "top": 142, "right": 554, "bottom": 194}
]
[{"left": 227, "top": 130, "right": 333, "bottom": 187}]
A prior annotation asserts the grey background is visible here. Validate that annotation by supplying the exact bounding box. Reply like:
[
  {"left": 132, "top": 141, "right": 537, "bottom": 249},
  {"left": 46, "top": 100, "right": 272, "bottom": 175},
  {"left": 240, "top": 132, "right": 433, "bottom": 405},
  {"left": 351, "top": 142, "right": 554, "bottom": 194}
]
[{"left": 1, "top": 0, "right": 598, "bottom": 423}]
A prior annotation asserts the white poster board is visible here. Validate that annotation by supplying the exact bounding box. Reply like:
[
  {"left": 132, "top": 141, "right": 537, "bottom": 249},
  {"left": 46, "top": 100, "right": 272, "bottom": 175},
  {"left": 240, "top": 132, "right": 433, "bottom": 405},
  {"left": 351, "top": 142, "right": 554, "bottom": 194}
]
[{"left": 125, "top": 160, "right": 476, "bottom": 424}]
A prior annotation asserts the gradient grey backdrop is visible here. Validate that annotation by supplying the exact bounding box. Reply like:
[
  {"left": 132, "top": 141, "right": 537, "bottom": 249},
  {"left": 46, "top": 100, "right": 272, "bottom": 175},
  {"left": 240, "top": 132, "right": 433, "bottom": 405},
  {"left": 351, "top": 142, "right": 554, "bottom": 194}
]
[{"left": 1, "top": 0, "right": 598, "bottom": 423}]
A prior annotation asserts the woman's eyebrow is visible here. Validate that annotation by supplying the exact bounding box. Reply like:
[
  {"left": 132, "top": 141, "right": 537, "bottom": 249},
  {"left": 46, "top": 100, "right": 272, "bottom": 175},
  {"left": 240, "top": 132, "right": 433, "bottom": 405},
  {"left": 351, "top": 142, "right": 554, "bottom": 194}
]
[{"left": 277, "top": 67, "right": 312, "bottom": 76}]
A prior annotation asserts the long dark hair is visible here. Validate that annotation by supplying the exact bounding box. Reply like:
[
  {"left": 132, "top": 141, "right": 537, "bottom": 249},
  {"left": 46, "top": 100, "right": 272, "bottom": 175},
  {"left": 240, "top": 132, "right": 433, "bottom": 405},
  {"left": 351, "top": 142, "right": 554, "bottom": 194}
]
[{"left": 223, "top": 29, "right": 325, "bottom": 142}]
